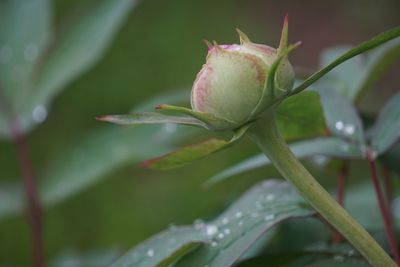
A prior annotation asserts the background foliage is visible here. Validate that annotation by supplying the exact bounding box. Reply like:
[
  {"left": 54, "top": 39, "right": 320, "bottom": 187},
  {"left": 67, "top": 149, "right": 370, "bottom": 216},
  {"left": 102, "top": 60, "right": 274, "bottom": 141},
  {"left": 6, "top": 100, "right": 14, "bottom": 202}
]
[{"left": 0, "top": 0, "right": 399, "bottom": 266}]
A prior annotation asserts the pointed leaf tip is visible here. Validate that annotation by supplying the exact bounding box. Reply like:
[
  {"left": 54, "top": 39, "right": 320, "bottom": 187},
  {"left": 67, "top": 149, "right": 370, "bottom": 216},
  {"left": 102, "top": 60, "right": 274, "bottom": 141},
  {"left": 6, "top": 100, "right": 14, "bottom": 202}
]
[
  {"left": 278, "top": 14, "right": 289, "bottom": 52},
  {"left": 236, "top": 28, "right": 251, "bottom": 44}
]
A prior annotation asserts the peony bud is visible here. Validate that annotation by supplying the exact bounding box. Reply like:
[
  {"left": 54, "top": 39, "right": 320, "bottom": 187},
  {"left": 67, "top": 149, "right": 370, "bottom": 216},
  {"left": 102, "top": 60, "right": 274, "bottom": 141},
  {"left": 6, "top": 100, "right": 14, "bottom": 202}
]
[{"left": 191, "top": 25, "right": 295, "bottom": 126}]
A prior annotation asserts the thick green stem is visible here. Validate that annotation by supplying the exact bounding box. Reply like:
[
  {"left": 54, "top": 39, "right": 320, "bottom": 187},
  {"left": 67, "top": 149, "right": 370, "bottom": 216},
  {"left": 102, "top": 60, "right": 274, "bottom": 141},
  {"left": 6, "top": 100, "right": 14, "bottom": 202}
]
[{"left": 247, "top": 113, "right": 396, "bottom": 267}]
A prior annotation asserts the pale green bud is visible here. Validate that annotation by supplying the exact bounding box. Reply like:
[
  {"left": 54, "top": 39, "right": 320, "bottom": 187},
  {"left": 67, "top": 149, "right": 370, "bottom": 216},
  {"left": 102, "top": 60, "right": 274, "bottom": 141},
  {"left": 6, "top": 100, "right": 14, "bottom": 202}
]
[{"left": 191, "top": 29, "right": 295, "bottom": 126}]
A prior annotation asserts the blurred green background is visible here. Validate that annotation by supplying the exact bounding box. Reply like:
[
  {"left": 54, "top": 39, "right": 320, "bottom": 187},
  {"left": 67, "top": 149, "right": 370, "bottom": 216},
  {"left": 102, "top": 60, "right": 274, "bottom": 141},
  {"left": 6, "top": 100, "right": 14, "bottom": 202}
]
[{"left": 0, "top": 0, "right": 399, "bottom": 266}]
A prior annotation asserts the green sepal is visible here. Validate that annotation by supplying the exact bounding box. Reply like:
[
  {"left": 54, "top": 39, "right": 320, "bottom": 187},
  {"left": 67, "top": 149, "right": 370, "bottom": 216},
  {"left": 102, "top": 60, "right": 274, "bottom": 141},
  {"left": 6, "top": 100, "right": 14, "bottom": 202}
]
[
  {"left": 249, "top": 42, "right": 301, "bottom": 120},
  {"left": 96, "top": 112, "right": 208, "bottom": 129},
  {"left": 156, "top": 104, "right": 238, "bottom": 131}
]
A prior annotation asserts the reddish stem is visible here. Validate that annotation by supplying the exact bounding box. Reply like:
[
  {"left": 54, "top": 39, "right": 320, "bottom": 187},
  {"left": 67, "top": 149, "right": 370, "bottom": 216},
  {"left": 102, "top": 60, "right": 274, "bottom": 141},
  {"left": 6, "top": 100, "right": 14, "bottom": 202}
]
[
  {"left": 0, "top": 89, "right": 44, "bottom": 267},
  {"left": 367, "top": 150, "right": 400, "bottom": 265},
  {"left": 382, "top": 167, "right": 394, "bottom": 211},
  {"left": 332, "top": 161, "right": 350, "bottom": 244}
]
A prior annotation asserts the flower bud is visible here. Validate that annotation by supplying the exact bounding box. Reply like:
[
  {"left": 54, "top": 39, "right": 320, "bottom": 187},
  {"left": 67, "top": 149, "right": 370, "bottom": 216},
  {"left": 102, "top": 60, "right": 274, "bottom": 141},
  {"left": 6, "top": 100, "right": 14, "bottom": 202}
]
[{"left": 191, "top": 28, "right": 295, "bottom": 126}]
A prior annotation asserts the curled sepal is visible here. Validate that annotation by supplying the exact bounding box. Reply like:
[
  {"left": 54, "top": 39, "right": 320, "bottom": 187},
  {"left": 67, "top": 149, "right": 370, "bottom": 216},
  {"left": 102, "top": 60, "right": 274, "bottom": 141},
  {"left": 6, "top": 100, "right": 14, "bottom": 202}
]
[
  {"left": 96, "top": 112, "right": 208, "bottom": 129},
  {"left": 249, "top": 42, "right": 301, "bottom": 119},
  {"left": 156, "top": 104, "right": 238, "bottom": 131},
  {"left": 141, "top": 124, "right": 250, "bottom": 170}
]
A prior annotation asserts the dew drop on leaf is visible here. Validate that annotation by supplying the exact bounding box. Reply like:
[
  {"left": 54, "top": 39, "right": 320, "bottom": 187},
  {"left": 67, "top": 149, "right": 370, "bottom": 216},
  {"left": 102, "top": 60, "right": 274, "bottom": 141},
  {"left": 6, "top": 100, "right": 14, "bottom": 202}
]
[{"left": 32, "top": 105, "right": 48, "bottom": 123}]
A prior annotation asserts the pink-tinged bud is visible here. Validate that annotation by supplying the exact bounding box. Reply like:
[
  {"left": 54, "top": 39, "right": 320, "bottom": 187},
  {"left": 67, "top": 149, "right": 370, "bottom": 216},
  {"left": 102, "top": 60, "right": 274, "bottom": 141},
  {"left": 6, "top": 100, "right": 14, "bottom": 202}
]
[{"left": 191, "top": 30, "right": 295, "bottom": 125}]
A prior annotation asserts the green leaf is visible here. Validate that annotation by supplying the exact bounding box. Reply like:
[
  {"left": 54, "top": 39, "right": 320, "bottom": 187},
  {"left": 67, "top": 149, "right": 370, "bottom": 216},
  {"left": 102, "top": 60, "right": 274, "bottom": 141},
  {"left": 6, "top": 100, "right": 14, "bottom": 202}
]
[
  {"left": 0, "top": 0, "right": 52, "bottom": 138},
  {"left": 111, "top": 227, "right": 206, "bottom": 267},
  {"left": 276, "top": 91, "right": 327, "bottom": 140},
  {"left": 205, "top": 137, "right": 363, "bottom": 186},
  {"left": 142, "top": 126, "right": 249, "bottom": 170},
  {"left": 368, "top": 93, "right": 400, "bottom": 155},
  {"left": 316, "top": 90, "right": 365, "bottom": 145},
  {"left": 97, "top": 112, "right": 208, "bottom": 129},
  {"left": 175, "top": 180, "right": 315, "bottom": 267},
  {"left": 93, "top": 180, "right": 314, "bottom": 267},
  {"left": 292, "top": 26, "right": 400, "bottom": 95}
]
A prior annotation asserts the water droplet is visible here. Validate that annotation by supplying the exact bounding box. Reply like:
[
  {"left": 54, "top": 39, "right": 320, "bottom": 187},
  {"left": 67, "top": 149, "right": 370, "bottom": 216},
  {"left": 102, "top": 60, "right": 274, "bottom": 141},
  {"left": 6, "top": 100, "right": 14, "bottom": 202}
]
[
  {"left": 32, "top": 105, "right": 47, "bottom": 123},
  {"left": 205, "top": 224, "right": 218, "bottom": 236},
  {"left": 235, "top": 211, "right": 243, "bottom": 218},
  {"left": 147, "top": 249, "right": 155, "bottom": 257},
  {"left": 211, "top": 242, "right": 217, "bottom": 247},
  {"left": 343, "top": 124, "right": 355, "bottom": 135},
  {"left": 333, "top": 254, "right": 344, "bottom": 262},
  {"left": 265, "top": 194, "right": 275, "bottom": 201},
  {"left": 264, "top": 214, "right": 275, "bottom": 221},
  {"left": 164, "top": 123, "right": 177, "bottom": 134},
  {"left": 217, "top": 233, "right": 224, "bottom": 240},
  {"left": 223, "top": 228, "right": 231, "bottom": 235},
  {"left": 335, "top": 121, "right": 344, "bottom": 130},
  {"left": 312, "top": 155, "right": 328, "bottom": 166},
  {"left": 0, "top": 45, "right": 12, "bottom": 63},
  {"left": 194, "top": 219, "right": 205, "bottom": 229},
  {"left": 24, "top": 44, "right": 38, "bottom": 62},
  {"left": 347, "top": 250, "right": 355, "bottom": 256},
  {"left": 255, "top": 201, "right": 263, "bottom": 210},
  {"left": 221, "top": 217, "right": 229, "bottom": 225}
]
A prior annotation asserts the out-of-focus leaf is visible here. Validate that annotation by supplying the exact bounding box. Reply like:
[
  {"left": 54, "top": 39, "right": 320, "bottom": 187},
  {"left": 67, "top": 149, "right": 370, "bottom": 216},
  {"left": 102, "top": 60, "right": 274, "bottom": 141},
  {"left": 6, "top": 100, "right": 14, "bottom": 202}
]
[
  {"left": 29, "top": 0, "right": 138, "bottom": 114},
  {"left": 307, "top": 258, "right": 369, "bottom": 267},
  {"left": 316, "top": 39, "right": 400, "bottom": 101},
  {"left": 316, "top": 90, "right": 365, "bottom": 145},
  {"left": 0, "top": 0, "right": 52, "bottom": 138},
  {"left": 381, "top": 142, "right": 400, "bottom": 175},
  {"left": 368, "top": 93, "right": 400, "bottom": 155},
  {"left": 142, "top": 126, "right": 249, "bottom": 170},
  {"left": 0, "top": 91, "right": 198, "bottom": 220},
  {"left": 97, "top": 112, "right": 207, "bottom": 129},
  {"left": 49, "top": 248, "right": 120, "bottom": 267},
  {"left": 292, "top": 26, "right": 400, "bottom": 95},
  {"left": 111, "top": 227, "right": 206, "bottom": 267},
  {"left": 237, "top": 252, "right": 367, "bottom": 267},
  {"left": 206, "top": 137, "right": 363, "bottom": 186},
  {"left": 0, "top": 183, "right": 25, "bottom": 220},
  {"left": 175, "top": 180, "right": 315, "bottom": 267},
  {"left": 276, "top": 91, "right": 326, "bottom": 140},
  {"left": 0, "top": 0, "right": 138, "bottom": 139},
  {"left": 346, "top": 182, "right": 390, "bottom": 231}
]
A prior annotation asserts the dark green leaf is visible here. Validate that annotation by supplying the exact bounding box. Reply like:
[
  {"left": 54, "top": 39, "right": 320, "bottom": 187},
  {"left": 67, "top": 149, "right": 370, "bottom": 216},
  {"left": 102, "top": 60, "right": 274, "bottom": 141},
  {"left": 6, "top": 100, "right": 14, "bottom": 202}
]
[
  {"left": 205, "top": 137, "right": 363, "bottom": 186},
  {"left": 276, "top": 91, "right": 327, "bottom": 140},
  {"left": 381, "top": 142, "right": 400, "bottom": 175},
  {"left": 292, "top": 26, "right": 400, "bottom": 95},
  {"left": 142, "top": 126, "right": 248, "bottom": 170},
  {"left": 368, "top": 93, "right": 400, "bottom": 155},
  {"left": 175, "top": 180, "right": 315, "bottom": 267},
  {"left": 111, "top": 227, "right": 206, "bottom": 267}
]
